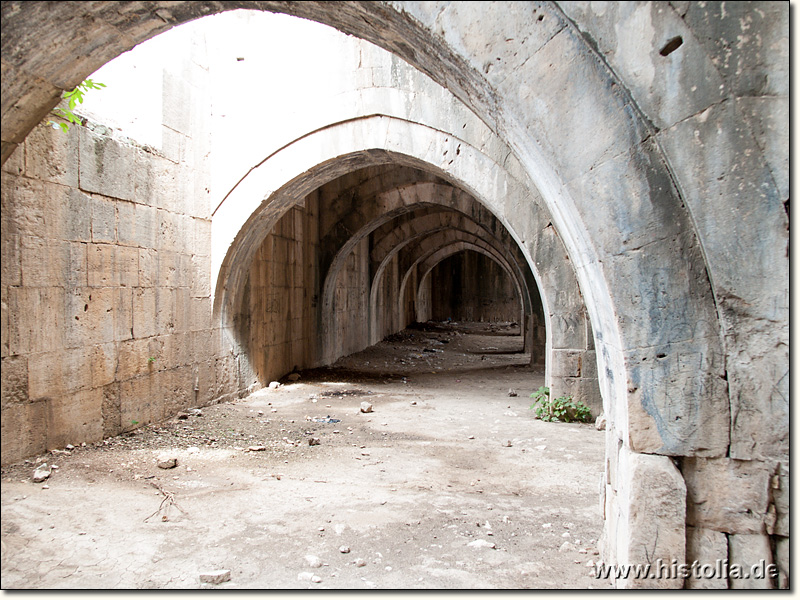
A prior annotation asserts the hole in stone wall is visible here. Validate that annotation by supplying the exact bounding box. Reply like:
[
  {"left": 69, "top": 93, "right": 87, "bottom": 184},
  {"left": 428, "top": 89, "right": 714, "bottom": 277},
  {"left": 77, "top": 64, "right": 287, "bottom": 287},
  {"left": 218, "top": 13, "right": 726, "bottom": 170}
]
[{"left": 659, "top": 36, "right": 683, "bottom": 56}]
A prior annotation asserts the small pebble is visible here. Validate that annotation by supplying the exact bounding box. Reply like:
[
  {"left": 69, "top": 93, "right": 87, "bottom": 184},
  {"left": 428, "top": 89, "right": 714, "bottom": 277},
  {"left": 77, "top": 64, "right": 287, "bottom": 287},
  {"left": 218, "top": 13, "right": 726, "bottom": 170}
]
[{"left": 304, "top": 555, "right": 323, "bottom": 568}]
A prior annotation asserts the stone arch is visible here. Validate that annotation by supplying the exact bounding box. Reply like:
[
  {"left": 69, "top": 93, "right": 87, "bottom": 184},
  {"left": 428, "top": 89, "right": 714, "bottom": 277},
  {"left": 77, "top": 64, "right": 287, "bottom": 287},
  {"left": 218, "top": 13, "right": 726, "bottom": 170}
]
[
  {"left": 337, "top": 206, "right": 538, "bottom": 348},
  {"left": 0, "top": 0, "right": 757, "bottom": 458},
  {"left": 214, "top": 116, "right": 588, "bottom": 405},
  {"left": 368, "top": 229, "right": 531, "bottom": 353},
  {"left": 404, "top": 241, "right": 525, "bottom": 325}
]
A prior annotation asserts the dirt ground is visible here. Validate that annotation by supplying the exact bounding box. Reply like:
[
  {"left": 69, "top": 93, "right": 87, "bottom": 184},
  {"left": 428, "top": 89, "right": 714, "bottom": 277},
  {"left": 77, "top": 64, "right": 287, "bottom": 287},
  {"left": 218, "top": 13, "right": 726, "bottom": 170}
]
[{"left": 1, "top": 322, "right": 610, "bottom": 590}]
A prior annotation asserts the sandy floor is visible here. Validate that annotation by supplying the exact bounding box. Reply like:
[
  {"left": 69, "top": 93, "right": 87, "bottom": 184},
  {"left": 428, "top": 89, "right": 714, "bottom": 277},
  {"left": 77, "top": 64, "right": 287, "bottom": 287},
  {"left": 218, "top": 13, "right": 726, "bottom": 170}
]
[{"left": 1, "top": 323, "right": 609, "bottom": 589}]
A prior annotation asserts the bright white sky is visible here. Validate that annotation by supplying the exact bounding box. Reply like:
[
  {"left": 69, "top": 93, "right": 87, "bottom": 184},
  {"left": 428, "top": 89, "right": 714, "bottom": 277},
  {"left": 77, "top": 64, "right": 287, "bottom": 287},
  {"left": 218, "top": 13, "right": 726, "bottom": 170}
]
[{"left": 78, "top": 10, "right": 368, "bottom": 195}]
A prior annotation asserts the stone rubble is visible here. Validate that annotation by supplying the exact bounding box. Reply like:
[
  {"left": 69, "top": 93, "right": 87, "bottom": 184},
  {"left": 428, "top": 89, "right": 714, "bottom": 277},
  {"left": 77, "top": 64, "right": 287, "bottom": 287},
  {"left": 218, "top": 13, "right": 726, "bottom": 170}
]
[
  {"left": 32, "top": 464, "right": 51, "bottom": 483},
  {"left": 199, "top": 569, "right": 231, "bottom": 584}
]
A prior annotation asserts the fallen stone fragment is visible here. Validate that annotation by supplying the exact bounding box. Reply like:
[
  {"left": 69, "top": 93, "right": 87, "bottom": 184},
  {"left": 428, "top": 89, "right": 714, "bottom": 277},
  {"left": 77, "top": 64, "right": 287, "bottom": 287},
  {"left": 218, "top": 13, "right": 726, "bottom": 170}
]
[
  {"left": 558, "top": 541, "right": 575, "bottom": 553},
  {"left": 288, "top": 373, "right": 301, "bottom": 382},
  {"left": 199, "top": 569, "right": 231, "bottom": 584},
  {"left": 298, "top": 572, "right": 314, "bottom": 581},
  {"left": 467, "top": 539, "right": 496, "bottom": 549},
  {"left": 188, "top": 408, "right": 203, "bottom": 417},
  {"left": 595, "top": 414, "right": 606, "bottom": 431},
  {"left": 504, "top": 440, "right": 512, "bottom": 447},
  {"left": 508, "top": 389, "right": 518, "bottom": 397},
  {"left": 65, "top": 444, "right": 75, "bottom": 451},
  {"left": 311, "top": 575, "right": 322, "bottom": 584},
  {"left": 268, "top": 381, "right": 281, "bottom": 389},
  {"left": 157, "top": 455, "right": 178, "bottom": 469},
  {"left": 308, "top": 437, "right": 321, "bottom": 446},
  {"left": 354, "top": 558, "right": 367, "bottom": 567},
  {"left": 360, "top": 402, "right": 373, "bottom": 413},
  {"left": 339, "top": 546, "right": 351, "bottom": 554},
  {"left": 32, "top": 464, "right": 51, "bottom": 483},
  {"left": 247, "top": 446, "right": 267, "bottom": 452},
  {"left": 304, "top": 555, "right": 323, "bottom": 568}
]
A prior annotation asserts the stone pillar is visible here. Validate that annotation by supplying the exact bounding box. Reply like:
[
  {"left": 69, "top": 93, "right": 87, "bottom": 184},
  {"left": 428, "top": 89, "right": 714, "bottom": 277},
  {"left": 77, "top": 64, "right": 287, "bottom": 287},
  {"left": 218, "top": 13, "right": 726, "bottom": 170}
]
[{"left": 605, "top": 446, "right": 687, "bottom": 589}]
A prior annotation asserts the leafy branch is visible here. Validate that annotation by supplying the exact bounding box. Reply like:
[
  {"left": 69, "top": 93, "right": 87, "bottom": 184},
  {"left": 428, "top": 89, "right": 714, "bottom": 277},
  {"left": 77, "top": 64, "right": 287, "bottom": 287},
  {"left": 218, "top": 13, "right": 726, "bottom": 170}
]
[{"left": 48, "top": 79, "right": 106, "bottom": 132}]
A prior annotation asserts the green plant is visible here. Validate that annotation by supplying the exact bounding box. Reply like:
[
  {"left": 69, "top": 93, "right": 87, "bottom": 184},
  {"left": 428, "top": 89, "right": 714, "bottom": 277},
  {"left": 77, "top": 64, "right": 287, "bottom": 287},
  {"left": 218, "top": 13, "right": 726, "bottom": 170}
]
[
  {"left": 48, "top": 79, "right": 106, "bottom": 132},
  {"left": 529, "top": 386, "right": 592, "bottom": 423},
  {"left": 148, "top": 356, "right": 157, "bottom": 364}
]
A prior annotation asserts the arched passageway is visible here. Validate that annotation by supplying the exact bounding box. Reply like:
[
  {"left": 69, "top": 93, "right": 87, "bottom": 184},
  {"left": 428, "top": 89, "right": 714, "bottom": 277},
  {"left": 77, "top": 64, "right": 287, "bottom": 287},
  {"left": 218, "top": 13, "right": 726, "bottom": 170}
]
[{"left": 1, "top": 2, "right": 788, "bottom": 589}]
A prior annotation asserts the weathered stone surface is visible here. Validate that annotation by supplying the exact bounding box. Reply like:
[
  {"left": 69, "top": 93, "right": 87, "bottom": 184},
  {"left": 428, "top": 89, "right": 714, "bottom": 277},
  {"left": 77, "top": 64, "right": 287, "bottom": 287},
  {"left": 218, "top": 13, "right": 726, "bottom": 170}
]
[
  {"left": 682, "top": 458, "right": 771, "bottom": 535},
  {"left": 0, "top": 400, "right": 47, "bottom": 460},
  {"left": 558, "top": 1, "right": 725, "bottom": 130},
  {"left": 685, "top": 527, "right": 728, "bottom": 589},
  {"left": 728, "top": 534, "right": 774, "bottom": 590},
  {"left": 617, "top": 450, "right": 685, "bottom": 589},
  {"left": 157, "top": 455, "right": 177, "bottom": 469},
  {"left": 45, "top": 389, "right": 104, "bottom": 450},
  {"left": 199, "top": 569, "right": 231, "bottom": 584},
  {"left": 32, "top": 463, "right": 51, "bottom": 483},
  {"left": 24, "top": 120, "right": 80, "bottom": 186},
  {"left": 658, "top": 98, "right": 788, "bottom": 462},
  {"left": 1, "top": 355, "right": 28, "bottom": 407},
  {"left": 772, "top": 463, "right": 788, "bottom": 537},
  {"left": 623, "top": 341, "right": 729, "bottom": 457},
  {"left": 359, "top": 401, "right": 373, "bottom": 414},
  {"left": 774, "top": 536, "right": 789, "bottom": 589}
]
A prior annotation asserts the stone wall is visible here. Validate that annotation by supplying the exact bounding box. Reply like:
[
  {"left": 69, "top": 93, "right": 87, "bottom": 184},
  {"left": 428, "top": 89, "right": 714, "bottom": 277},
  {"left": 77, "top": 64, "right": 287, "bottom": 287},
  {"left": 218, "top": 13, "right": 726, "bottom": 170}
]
[
  {"left": 429, "top": 250, "right": 520, "bottom": 323},
  {"left": 241, "top": 198, "right": 321, "bottom": 385},
  {"left": 0, "top": 54, "right": 237, "bottom": 460}
]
